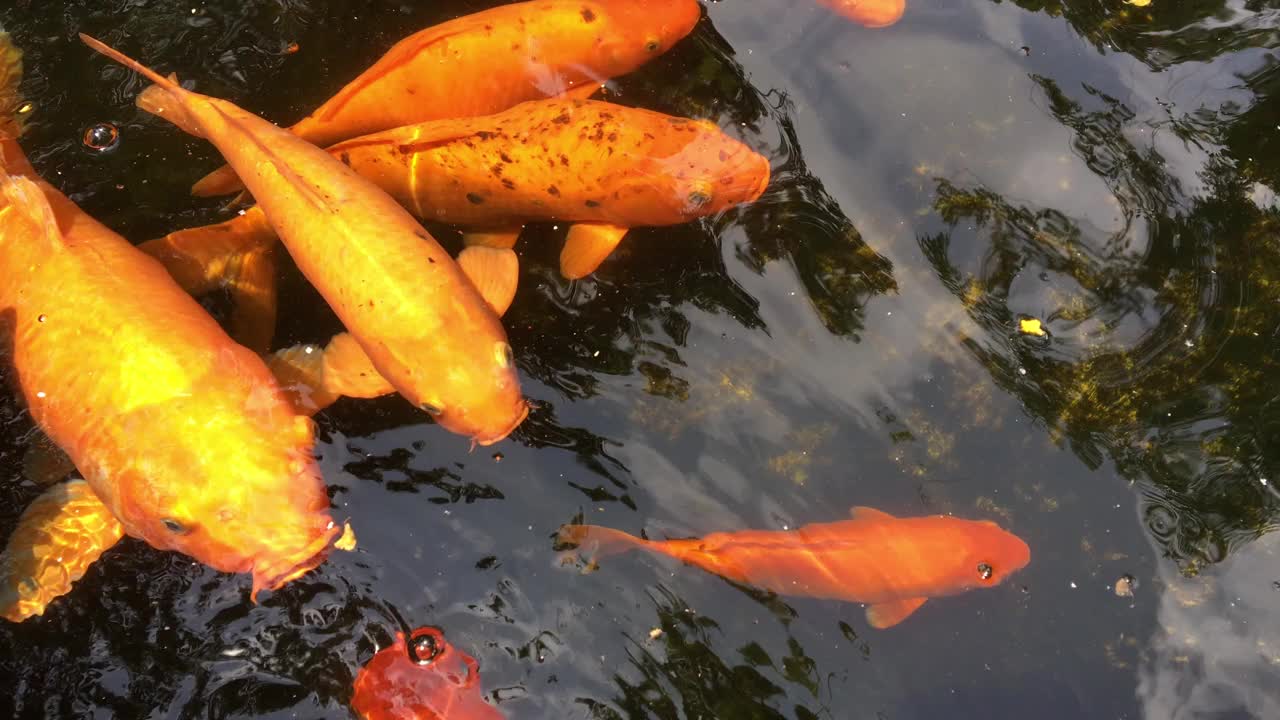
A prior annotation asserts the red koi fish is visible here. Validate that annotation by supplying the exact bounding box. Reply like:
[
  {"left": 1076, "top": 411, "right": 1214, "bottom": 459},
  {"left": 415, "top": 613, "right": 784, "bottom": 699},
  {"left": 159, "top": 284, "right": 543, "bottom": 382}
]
[
  {"left": 192, "top": 0, "right": 703, "bottom": 197},
  {"left": 352, "top": 626, "right": 504, "bottom": 720},
  {"left": 559, "top": 506, "right": 1031, "bottom": 628}
]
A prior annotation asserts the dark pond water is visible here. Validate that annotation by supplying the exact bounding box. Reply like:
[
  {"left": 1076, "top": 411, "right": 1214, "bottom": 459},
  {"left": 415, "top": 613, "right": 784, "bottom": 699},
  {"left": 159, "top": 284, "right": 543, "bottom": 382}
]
[{"left": 1, "top": 0, "right": 1279, "bottom": 717}]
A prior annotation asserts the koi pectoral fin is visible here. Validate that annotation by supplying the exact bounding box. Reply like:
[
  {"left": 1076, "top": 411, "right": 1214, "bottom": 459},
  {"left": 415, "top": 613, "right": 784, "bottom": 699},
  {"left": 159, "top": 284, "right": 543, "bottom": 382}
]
[
  {"left": 138, "top": 205, "right": 277, "bottom": 296},
  {"left": 225, "top": 245, "right": 279, "bottom": 355},
  {"left": 191, "top": 163, "right": 244, "bottom": 197},
  {"left": 267, "top": 333, "right": 395, "bottom": 415},
  {"left": 560, "top": 223, "right": 629, "bottom": 279},
  {"left": 0, "top": 479, "right": 125, "bottom": 622},
  {"left": 865, "top": 597, "right": 927, "bottom": 629},
  {"left": 457, "top": 246, "right": 518, "bottom": 317}
]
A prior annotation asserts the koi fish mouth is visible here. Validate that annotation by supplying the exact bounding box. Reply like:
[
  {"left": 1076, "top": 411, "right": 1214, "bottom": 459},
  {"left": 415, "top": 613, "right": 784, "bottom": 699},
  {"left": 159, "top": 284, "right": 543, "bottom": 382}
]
[
  {"left": 249, "top": 520, "right": 345, "bottom": 601},
  {"left": 473, "top": 399, "right": 530, "bottom": 447}
]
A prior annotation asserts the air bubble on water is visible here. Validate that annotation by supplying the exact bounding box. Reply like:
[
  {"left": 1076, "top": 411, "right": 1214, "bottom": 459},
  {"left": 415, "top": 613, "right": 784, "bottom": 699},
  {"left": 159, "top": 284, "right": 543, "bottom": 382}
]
[
  {"left": 492, "top": 452, "right": 504, "bottom": 463},
  {"left": 82, "top": 122, "right": 120, "bottom": 153},
  {"left": 1018, "top": 367, "right": 1027, "bottom": 375}
]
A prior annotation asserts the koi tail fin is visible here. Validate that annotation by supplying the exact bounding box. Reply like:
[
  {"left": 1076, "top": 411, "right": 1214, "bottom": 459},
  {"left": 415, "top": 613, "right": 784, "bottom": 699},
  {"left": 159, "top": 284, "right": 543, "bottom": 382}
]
[
  {"left": 557, "top": 524, "right": 648, "bottom": 560},
  {"left": 78, "top": 34, "right": 205, "bottom": 138}
]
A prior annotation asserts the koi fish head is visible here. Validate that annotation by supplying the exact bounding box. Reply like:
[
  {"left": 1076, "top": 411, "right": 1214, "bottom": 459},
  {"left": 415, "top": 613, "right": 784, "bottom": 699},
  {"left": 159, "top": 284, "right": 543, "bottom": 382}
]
[
  {"left": 352, "top": 626, "right": 502, "bottom": 720},
  {"left": 387, "top": 330, "right": 528, "bottom": 447},
  {"left": 96, "top": 381, "right": 340, "bottom": 600},
  {"left": 947, "top": 519, "right": 1031, "bottom": 592},
  {"left": 591, "top": 0, "right": 702, "bottom": 76},
  {"left": 627, "top": 119, "right": 771, "bottom": 220}
]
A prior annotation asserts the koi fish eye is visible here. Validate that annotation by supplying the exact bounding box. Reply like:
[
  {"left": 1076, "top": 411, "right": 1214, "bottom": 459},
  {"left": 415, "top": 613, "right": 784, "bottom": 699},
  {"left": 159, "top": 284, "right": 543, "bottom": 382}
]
[
  {"left": 420, "top": 401, "right": 444, "bottom": 417},
  {"left": 408, "top": 629, "right": 444, "bottom": 665},
  {"left": 162, "top": 518, "right": 190, "bottom": 535},
  {"left": 494, "top": 341, "right": 514, "bottom": 369},
  {"left": 977, "top": 562, "right": 993, "bottom": 581}
]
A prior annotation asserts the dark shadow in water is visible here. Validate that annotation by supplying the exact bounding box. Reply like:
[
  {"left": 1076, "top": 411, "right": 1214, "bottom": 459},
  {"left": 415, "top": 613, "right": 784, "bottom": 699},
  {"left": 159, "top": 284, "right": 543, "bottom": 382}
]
[
  {"left": 576, "top": 585, "right": 828, "bottom": 720},
  {"left": 917, "top": 66, "right": 1280, "bottom": 573}
]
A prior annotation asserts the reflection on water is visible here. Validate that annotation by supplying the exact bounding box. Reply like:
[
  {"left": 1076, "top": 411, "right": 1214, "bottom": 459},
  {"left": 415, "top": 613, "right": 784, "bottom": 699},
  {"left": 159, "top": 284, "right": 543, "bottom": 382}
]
[{"left": 0, "top": 0, "right": 1279, "bottom": 717}]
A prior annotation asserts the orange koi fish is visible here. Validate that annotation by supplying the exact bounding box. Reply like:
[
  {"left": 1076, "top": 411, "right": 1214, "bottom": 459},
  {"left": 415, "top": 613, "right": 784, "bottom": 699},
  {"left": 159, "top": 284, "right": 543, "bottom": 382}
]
[
  {"left": 80, "top": 34, "right": 528, "bottom": 445},
  {"left": 352, "top": 626, "right": 503, "bottom": 720},
  {"left": 816, "top": 0, "right": 906, "bottom": 28},
  {"left": 559, "top": 507, "right": 1031, "bottom": 628},
  {"left": 143, "top": 98, "right": 769, "bottom": 331},
  {"left": 192, "top": 0, "right": 702, "bottom": 197},
  {"left": 0, "top": 41, "right": 344, "bottom": 620}
]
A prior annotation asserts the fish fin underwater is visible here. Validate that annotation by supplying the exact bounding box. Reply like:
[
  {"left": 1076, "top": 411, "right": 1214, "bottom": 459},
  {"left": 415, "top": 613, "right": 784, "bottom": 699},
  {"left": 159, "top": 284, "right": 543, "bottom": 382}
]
[
  {"left": 268, "top": 333, "right": 397, "bottom": 415},
  {"left": 865, "top": 596, "right": 928, "bottom": 629},
  {"left": 223, "top": 244, "right": 279, "bottom": 355},
  {"left": 0, "top": 479, "right": 125, "bottom": 622},
  {"left": 21, "top": 433, "right": 76, "bottom": 486},
  {"left": 560, "top": 222, "right": 630, "bottom": 279},
  {"left": 457, "top": 245, "right": 519, "bottom": 316}
]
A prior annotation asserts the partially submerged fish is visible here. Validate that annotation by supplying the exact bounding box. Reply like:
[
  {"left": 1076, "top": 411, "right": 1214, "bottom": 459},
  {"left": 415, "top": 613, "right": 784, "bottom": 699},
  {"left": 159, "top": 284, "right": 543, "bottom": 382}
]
[
  {"left": 816, "top": 0, "right": 906, "bottom": 28},
  {"left": 142, "top": 98, "right": 771, "bottom": 326},
  {"left": 558, "top": 506, "right": 1031, "bottom": 628},
  {"left": 192, "top": 0, "right": 702, "bottom": 197},
  {"left": 80, "top": 34, "right": 528, "bottom": 444},
  {"left": 351, "top": 626, "right": 503, "bottom": 720}
]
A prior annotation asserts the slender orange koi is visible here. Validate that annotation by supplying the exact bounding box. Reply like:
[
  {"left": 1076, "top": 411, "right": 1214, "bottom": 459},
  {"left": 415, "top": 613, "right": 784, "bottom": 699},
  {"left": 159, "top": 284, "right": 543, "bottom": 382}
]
[
  {"left": 192, "top": 0, "right": 702, "bottom": 197},
  {"left": 80, "top": 34, "right": 528, "bottom": 444},
  {"left": 559, "top": 506, "right": 1031, "bottom": 628}
]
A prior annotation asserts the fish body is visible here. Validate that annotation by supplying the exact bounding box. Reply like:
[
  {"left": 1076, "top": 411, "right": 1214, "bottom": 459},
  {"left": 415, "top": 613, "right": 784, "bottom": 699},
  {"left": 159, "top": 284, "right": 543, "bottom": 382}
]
[
  {"left": 352, "top": 626, "right": 503, "bottom": 720},
  {"left": 0, "top": 145, "right": 339, "bottom": 613},
  {"left": 193, "top": 0, "right": 702, "bottom": 196},
  {"left": 331, "top": 98, "right": 770, "bottom": 233},
  {"left": 816, "top": 0, "right": 906, "bottom": 28},
  {"left": 559, "top": 506, "right": 1031, "bottom": 628},
  {"left": 81, "top": 35, "right": 528, "bottom": 445}
]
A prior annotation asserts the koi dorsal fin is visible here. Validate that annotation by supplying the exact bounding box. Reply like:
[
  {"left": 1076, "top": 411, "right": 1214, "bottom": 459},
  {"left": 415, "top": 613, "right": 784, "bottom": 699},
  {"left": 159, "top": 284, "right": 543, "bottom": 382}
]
[{"left": 849, "top": 506, "right": 895, "bottom": 522}]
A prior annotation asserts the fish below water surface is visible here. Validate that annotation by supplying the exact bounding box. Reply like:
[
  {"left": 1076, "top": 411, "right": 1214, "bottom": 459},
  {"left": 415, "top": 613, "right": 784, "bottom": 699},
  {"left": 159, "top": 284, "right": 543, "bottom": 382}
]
[
  {"left": 79, "top": 33, "right": 528, "bottom": 445},
  {"left": 192, "top": 0, "right": 703, "bottom": 197},
  {"left": 0, "top": 32, "right": 346, "bottom": 622},
  {"left": 141, "top": 97, "right": 770, "bottom": 356},
  {"left": 352, "top": 626, "right": 504, "bottom": 720},
  {"left": 559, "top": 506, "right": 1031, "bottom": 628}
]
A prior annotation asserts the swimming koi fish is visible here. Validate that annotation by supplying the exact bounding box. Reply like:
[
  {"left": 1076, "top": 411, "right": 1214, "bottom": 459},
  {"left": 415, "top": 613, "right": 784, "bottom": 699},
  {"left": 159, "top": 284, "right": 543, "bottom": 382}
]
[
  {"left": 352, "top": 626, "right": 503, "bottom": 720},
  {"left": 191, "top": 0, "right": 702, "bottom": 197},
  {"left": 558, "top": 506, "right": 1031, "bottom": 628},
  {"left": 80, "top": 34, "right": 528, "bottom": 444},
  {"left": 816, "top": 0, "right": 906, "bottom": 28},
  {"left": 0, "top": 88, "right": 344, "bottom": 626},
  {"left": 141, "top": 98, "right": 770, "bottom": 337}
]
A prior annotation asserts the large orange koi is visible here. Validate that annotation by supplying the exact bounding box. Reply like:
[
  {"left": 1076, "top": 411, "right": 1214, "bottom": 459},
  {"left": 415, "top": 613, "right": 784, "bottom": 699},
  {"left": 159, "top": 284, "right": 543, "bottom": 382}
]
[
  {"left": 141, "top": 98, "right": 770, "bottom": 335},
  {"left": 559, "top": 506, "right": 1031, "bottom": 628},
  {"left": 80, "top": 34, "right": 528, "bottom": 445},
  {"left": 192, "top": 0, "right": 702, "bottom": 197},
  {"left": 0, "top": 34, "right": 342, "bottom": 618},
  {"left": 816, "top": 0, "right": 906, "bottom": 28}
]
